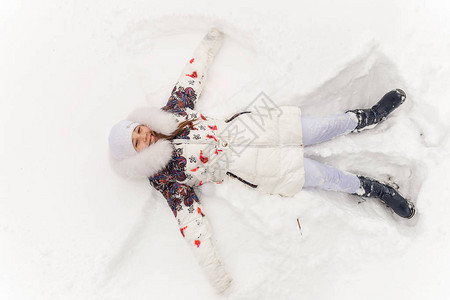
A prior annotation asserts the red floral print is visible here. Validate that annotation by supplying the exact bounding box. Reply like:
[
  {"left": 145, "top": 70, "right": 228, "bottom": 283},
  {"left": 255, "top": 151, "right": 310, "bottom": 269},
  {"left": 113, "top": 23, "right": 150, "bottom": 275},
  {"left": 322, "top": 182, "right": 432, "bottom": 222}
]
[
  {"left": 197, "top": 207, "right": 205, "bottom": 216},
  {"left": 180, "top": 226, "right": 188, "bottom": 237},
  {"left": 206, "top": 134, "right": 217, "bottom": 142},
  {"left": 186, "top": 71, "right": 198, "bottom": 78},
  {"left": 199, "top": 150, "right": 209, "bottom": 163}
]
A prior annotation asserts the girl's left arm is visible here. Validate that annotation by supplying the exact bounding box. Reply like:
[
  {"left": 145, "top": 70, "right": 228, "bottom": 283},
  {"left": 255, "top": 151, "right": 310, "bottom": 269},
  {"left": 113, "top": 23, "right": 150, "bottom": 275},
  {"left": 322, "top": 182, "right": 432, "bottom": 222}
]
[
  {"left": 149, "top": 177, "right": 232, "bottom": 293},
  {"left": 162, "top": 28, "right": 224, "bottom": 113}
]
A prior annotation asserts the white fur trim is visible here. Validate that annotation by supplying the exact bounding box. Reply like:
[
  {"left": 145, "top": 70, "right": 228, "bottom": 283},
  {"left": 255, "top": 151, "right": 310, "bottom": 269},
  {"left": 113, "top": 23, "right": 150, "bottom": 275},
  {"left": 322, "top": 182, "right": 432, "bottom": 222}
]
[
  {"left": 110, "top": 137, "right": 175, "bottom": 178},
  {"left": 128, "top": 106, "right": 179, "bottom": 135},
  {"left": 109, "top": 106, "right": 180, "bottom": 178}
]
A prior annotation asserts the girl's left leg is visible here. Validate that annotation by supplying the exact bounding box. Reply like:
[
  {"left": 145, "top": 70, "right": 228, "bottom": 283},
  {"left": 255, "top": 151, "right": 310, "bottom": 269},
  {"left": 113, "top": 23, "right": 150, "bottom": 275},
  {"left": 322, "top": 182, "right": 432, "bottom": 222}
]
[
  {"left": 303, "top": 157, "right": 361, "bottom": 193},
  {"left": 302, "top": 157, "right": 415, "bottom": 218}
]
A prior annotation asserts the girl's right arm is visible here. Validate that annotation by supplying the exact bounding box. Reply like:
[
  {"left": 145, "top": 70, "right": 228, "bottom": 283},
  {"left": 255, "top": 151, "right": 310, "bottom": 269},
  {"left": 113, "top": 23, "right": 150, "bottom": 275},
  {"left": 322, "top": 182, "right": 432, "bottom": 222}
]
[{"left": 162, "top": 28, "right": 224, "bottom": 113}]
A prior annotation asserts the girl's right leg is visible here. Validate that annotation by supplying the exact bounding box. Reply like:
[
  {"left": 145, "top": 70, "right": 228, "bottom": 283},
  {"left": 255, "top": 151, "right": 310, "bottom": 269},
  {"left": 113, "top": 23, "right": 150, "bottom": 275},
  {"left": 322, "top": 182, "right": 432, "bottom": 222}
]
[
  {"left": 301, "top": 113, "right": 358, "bottom": 146},
  {"left": 301, "top": 89, "right": 407, "bottom": 146}
]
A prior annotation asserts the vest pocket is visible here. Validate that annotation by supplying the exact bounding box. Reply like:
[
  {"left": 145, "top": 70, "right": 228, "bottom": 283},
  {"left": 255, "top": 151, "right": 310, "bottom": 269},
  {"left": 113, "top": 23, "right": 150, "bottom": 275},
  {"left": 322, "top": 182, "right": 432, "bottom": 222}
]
[
  {"left": 226, "top": 171, "right": 258, "bottom": 188},
  {"left": 224, "top": 111, "right": 251, "bottom": 123}
]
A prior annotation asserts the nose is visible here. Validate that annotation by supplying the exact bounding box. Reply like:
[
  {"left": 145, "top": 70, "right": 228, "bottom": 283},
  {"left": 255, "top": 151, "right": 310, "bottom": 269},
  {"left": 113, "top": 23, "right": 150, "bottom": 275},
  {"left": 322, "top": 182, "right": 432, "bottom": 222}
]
[
  {"left": 142, "top": 131, "right": 150, "bottom": 144},
  {"left": 136, "top": 131, "right": 144, "bottom": 143}
]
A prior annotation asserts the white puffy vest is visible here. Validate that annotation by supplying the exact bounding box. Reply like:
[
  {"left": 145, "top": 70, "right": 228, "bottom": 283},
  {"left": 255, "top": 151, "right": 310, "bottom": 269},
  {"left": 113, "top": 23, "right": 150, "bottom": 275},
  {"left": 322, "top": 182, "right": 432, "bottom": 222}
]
[{"left": 172, "top": 105, "right": 305, "bottom": 196}]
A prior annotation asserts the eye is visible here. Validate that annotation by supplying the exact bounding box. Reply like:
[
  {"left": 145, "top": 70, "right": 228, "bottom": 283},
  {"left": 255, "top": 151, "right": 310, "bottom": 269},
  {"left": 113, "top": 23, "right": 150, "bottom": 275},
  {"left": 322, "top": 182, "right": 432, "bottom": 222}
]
[{"left": 138, "top": 127, "right": 141, "bottom": 134}]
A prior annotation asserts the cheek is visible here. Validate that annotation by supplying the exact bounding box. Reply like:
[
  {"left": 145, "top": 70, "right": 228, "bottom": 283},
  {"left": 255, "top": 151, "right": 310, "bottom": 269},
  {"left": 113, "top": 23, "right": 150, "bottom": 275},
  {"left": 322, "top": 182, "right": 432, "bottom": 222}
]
[{"left": 137, "top": 142, "right": 148, "bottom": 152}]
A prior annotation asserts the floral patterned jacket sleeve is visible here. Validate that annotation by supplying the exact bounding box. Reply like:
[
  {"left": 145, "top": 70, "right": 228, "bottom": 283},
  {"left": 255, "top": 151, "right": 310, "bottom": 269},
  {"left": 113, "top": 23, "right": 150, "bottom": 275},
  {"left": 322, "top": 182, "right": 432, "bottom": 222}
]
[
  {"left": 162, "top": 28, "right": 224, "bottom": 113},
  {"left": 149, "top": 169, "right": 232, "bottom": 293}
]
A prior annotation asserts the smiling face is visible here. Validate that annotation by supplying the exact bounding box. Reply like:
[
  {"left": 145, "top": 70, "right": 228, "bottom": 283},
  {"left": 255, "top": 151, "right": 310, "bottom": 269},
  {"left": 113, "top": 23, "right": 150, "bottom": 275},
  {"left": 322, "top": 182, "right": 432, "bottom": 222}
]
[{"left": 132, "top": 125, "right": 159, "bottom": 152}]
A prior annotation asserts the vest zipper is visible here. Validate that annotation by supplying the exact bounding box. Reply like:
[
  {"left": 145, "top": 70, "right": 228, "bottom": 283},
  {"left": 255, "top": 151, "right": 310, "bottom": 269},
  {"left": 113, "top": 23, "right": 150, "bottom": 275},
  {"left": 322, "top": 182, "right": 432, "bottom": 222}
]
[{"left": 172, "top": 139, "right": 303, "bottom": 147}]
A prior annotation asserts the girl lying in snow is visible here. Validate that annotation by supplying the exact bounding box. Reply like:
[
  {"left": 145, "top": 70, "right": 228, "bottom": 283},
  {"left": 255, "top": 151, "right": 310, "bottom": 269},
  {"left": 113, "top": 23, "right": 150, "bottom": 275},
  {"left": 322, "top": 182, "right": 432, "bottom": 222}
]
[{"left": 108, "top": 28, "right": 415, "bottom": 293}]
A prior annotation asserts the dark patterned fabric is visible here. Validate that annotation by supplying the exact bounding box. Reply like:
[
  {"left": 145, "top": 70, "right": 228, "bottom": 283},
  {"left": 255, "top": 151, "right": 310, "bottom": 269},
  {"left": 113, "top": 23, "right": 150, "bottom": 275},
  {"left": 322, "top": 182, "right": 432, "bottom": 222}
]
[
  {"left": 149, "top": 149, "right": 200, "bottom": 217},
  {"left": 162, "top": 86, "right": 198, "bottom": 113},
  {"left": 175, "top": 127, "right": 191, "bottom": 140}
]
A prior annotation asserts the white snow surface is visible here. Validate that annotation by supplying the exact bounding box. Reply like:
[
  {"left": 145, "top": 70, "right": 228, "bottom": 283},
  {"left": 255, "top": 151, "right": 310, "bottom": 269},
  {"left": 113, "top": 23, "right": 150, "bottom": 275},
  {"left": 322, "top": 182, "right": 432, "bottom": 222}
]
[{"left": 1, "top": 0, "right": 450, "bottom": 299}]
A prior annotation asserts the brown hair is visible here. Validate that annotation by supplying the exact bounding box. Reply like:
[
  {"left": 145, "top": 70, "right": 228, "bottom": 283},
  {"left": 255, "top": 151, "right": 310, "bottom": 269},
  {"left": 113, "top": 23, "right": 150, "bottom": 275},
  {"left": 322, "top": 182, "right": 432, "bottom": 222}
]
[{"left": 153, "top": 118, "right": 199, "bottom": 140}]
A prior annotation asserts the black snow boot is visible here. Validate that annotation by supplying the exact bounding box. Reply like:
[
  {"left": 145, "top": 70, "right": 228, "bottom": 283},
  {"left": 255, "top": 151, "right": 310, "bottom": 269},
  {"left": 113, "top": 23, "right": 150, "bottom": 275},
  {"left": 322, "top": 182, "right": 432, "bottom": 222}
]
[
  {"left": 347, "top": 89, "right": 406, "bottom": 131},
  {"left": 356, "top": 176, "right": 415, "bottom": 219}
]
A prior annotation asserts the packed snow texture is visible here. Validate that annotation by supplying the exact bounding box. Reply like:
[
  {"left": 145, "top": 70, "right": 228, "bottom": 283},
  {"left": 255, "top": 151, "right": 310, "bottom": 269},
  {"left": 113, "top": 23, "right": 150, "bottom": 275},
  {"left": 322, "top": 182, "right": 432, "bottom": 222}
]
[{"left": 1, "top": 0, "right": 450, "bottom": 299}]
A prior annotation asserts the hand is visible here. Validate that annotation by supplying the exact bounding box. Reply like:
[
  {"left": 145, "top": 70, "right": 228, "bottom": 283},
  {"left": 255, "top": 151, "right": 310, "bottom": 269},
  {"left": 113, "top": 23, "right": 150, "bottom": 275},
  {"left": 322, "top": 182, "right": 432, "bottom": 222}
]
[{"left": 207, "top": 27, "right": 223, "bottom": 38}]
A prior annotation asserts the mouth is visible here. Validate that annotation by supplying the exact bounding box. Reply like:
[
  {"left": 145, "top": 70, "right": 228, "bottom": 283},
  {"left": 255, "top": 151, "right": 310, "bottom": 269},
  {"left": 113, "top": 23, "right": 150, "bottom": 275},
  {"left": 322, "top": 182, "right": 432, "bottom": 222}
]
[{"left": 148, "top": 132, "right": 154, "bottom": 145}]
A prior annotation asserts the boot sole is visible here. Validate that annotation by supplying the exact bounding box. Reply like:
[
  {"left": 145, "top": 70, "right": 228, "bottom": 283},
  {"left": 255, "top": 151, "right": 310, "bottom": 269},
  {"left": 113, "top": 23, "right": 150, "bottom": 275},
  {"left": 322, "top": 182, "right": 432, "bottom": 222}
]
[
  {"left": 394, "top": 88, "right": 407, "bottom": 104},
  {"left": 363, "top": 187, "right": 416, "bottom": 219},
  {"left": 406, "top": 201, "right": 416, "bottom": 219}
]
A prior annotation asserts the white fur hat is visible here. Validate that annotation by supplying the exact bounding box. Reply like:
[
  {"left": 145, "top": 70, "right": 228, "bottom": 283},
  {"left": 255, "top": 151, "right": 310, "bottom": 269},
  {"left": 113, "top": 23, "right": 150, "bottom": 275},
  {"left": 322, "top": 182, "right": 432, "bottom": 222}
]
[
  {"left": 108, "top": 106, "right": 180, "bottom": 178},
  {"left": 109, "top": 120, "right": 141, "bottom": 160}
]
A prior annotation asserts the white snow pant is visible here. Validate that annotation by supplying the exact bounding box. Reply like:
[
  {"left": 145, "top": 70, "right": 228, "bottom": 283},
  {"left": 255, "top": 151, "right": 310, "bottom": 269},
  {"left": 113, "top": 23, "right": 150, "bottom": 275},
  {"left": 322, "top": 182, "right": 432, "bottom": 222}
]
[{"left": 301, "top": 113, "right": 361, "bottom": 194}]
